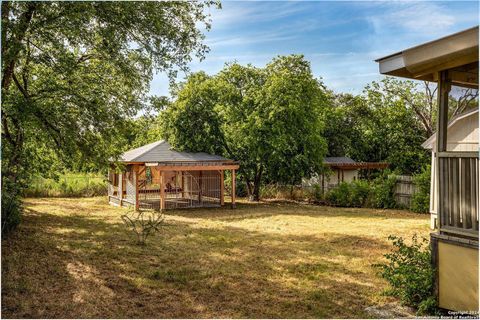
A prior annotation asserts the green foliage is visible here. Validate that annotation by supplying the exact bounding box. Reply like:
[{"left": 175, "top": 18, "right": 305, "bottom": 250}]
[
  {"left": 368, "top": 172, "right": 398, "bottom": 209},
  {"left": 411, "top": 165, "right": 431, "bottom": 214},
  {"left": 324, "top": 78, "right": 431, "bottom": 175},
  {"left": 161, "top": 55, "right": 328, "bottom": 201},
  {"left": 1, "top": 184, "right": 23, "bottom": 235},
  {"left": 326, "top": 181, "right": 370, "bottom": 207},
  {"left": 374, "top": 234, "right": 437, "bottom": 315},
  {"left": 24, "top": 173, "right": 107, "bottom": 198},
  {"left": 2, "top": 1, "right": 215, "bottom": 233},
  {"left": 325, "top": 173, "right": 397, "bottom": 209},
  {"left": 260, "top": 184, "right": 310, "bottom": 201},
  {"left": 309, "top": 184, "right": 324, "bottom": 203}
]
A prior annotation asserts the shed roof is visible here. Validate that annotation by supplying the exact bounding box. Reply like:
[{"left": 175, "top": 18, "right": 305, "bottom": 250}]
[
  {"left": 324, "top": 157, "right": 389, "bottom": 170},
  {"left": 117, "top": 140, "right": 232, "bottom": 163},
  {"left": 324, "top": 157, "right": 356, "bottom": 164},
  {"left": 422, "top": 108, "right": 479, "bottom": 149},
  {"left": 375, "top": 26, "right": 479, "bottom": 88}
]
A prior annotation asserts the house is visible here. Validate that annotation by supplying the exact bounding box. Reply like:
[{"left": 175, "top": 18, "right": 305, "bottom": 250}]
[
  {"left": 376, "top": 26, "right": 478, "bottom": 312},
  {"left": 303, "top": 156, "right": 388, "bottom": 193},
  {"left": 422, "top": 108, "right": 479, "bottom": 229},
  {"left": 108, "top": 140, "right": 239, "bottom": 210}
]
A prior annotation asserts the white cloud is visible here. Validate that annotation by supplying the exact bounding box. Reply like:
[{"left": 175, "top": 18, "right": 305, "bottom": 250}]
[
  {"left": 208, "top": 2, "right": 308, "bottom": 29},
  {"left": 366, "top": 1, "right": 456, "bottom": 36}
]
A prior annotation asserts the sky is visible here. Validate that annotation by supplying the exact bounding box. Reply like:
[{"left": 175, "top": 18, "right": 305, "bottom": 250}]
[{"left": 149, "top": 0, "right": 479, "bottom": 97}]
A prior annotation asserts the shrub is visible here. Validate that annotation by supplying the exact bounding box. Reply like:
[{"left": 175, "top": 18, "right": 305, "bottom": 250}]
[
  {"left": 411, "top": 165, "right": 431, "bottom": 214},
  {"left": 121, "top": 209, "right": 165, "bottom": 245},
  {"left": 1, "top": 178, "right": 23, "bottom": 236},
  {"left": 260, "top": 184, "right": 308, "bottom": 201},
  {"left": 326, "top": 180, "right": 370, "bottom": 207},
  {"left": 368, "top": 172, "right": 398, "bottom": 209},
  {"left": 306, "top": 184, "right": 323, "bottom": 203},
  {"left": 1, "top": 189, "right": 22, "bottom": 236},
  {"left": 24, "top": 172, "right": 107, "bottom": 197},
  {"left": 374, "top": 234, "right": 437, "bottom": 315}
]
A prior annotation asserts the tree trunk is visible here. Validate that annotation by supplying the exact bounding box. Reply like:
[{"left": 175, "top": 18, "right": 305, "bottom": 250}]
[
  {"left": 250, "top": 166, "right": 263, "bottom": 202},
  {"left": 1, "top": 2, "right": 37, "bottom": 92}
]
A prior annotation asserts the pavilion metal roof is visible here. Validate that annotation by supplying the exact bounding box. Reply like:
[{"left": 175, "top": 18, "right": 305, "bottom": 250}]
[{"left": 118, "top": 140, "right": 232, "bottom": 163}]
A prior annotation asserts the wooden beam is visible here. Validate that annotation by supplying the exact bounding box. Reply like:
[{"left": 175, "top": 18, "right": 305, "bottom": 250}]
[
  {"left": 119, "top": 172, "right": 123, "bottom": 206},
  {"left": 231, "top": 169, "right": 236, "bottom": 209},
  {"left": 160, "top": 170, "right": 165, "bottom": 210},
  {"left": 437, "top": 70, "right": 450, "bottom": 153},
  {"left": 134, "top": 165, "right": 139, "bottom": 210},
  {"left": 220, "top": 170, "right": 225, "bottom": 206},
  {"left": 199, "top": 171, "right": 203, "bottom": 204},
  {"left": 181, "top": 171, "right": 185, "bottom": 198},
  {"left": 156, "top": 164, "right": 239, "bottom": 171},
  {"left": 321, "top": 173, "right": 325, "bottom": 195},
  {"left": 436, "top": 70, "right": 451, "bottom": 232}
]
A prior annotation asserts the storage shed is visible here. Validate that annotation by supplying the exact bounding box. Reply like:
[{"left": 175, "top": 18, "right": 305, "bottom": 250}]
[
  {"left": 422, "top": 108, "right": 479, "bottom": 229},
  {"left": 303, "top": 156, "right": 389, "bottom": 193},
  {"left": 108, "top": 140, "right": 239, "bottom": 210}
]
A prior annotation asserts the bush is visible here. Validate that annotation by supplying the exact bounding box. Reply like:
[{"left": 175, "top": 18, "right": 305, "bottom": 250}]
[
  {"left": 24, "top": 172, "right": 107, "bottom": 197},
  {"left": 306, "top": 184, "right": 323, "bottom": 203},
  {"left": 1, "top": 177, "right": 23, "bottom": 236},
  {"left": 1, "top": 189, "right": 22, "bottom": 236},
  {"left": 368, "top": 172, "right": 398, "bottom": 209},
  {"left": 260, "top": 184, "right": 308, "bottom": 201},
  {"left": 411, "top": 165, "right": 431, "bottom": 214},
  {"left": 326, "top": 180, "right": 370, "bottom": 207},
  {"left": 374, "top": 234, "right": 437, "bottom": 315}
]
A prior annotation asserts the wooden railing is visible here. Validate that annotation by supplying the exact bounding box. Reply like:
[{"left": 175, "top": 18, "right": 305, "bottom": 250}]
[{"left": 438, "top": 152, "right": 479, "bottom": 238}]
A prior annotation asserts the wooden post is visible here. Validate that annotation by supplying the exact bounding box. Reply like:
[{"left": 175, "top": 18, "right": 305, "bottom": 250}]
[
  {"left": 321, "top": 173, "right": 325, "bottom": 195},
  {"left": 107, "top": 168, "right": 111, "bottom": 198},
  {"left": 134, "top": 165, "right": 139, "bottom": 210},
  {"left": 160, "top": 170, "right": 165, "bottom": 210},
  {"left": 436, "top": 70, "right": 451, "bottom": 231},
  {"left": 119, "top": 172, "right": 123, "bottom": 206},
  {"left": 220, "top": 170, "right": 225, "bottom": 206},
  {"left": 231, "top": 169, "right": 236, "bottom": 209},
  {"left": 199, "top": 170, "right": 203, "bottom": 204},
  {"left": 181, "top": 171, "right": 185, "bottom": 198}
]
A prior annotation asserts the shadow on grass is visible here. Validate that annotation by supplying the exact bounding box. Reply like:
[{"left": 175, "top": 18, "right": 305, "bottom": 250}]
[
  {"left": 2, "top": 202, "right": 401, "bottom": 318},
  {"left": 164, "top": 201, "right": 425, "bottom": 223}
]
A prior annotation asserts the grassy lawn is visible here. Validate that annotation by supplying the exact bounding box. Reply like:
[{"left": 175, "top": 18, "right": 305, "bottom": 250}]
[{"left": 2, "top": 197, "right": 429, "bottom": 318}]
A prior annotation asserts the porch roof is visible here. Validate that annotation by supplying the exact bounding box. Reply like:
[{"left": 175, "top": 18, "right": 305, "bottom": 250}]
[
  {"left": 117, "top": 140, "right": 233, "bottom": 163},
  {"left": 375, "top": 26, "right": 479, "bottom": 88}
]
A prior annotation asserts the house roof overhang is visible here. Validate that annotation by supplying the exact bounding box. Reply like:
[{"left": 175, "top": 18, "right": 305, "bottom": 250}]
[{"left": 375, "top": 26, "right": 479, "bottom": 88}]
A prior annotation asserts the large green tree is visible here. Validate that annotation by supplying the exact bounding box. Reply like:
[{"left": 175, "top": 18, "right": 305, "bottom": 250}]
[
  {"left": 323, "top": 78, "right": 431, "bottom": 174},
  {"left": 1, "top": 1, "right": 217, "bottom": 232},
  {"left": 161, "top": 55, "right": 328, "bottom": 200}
]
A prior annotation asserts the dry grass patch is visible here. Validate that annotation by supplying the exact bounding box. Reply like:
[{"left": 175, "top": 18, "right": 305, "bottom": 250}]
[{"left": 2, "top": 197, "right": 429, "bottom": 318}]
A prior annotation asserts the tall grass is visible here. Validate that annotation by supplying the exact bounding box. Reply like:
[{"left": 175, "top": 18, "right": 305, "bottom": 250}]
[{"left": 24, "top": 173, "right": 107, "bottom": 198}]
